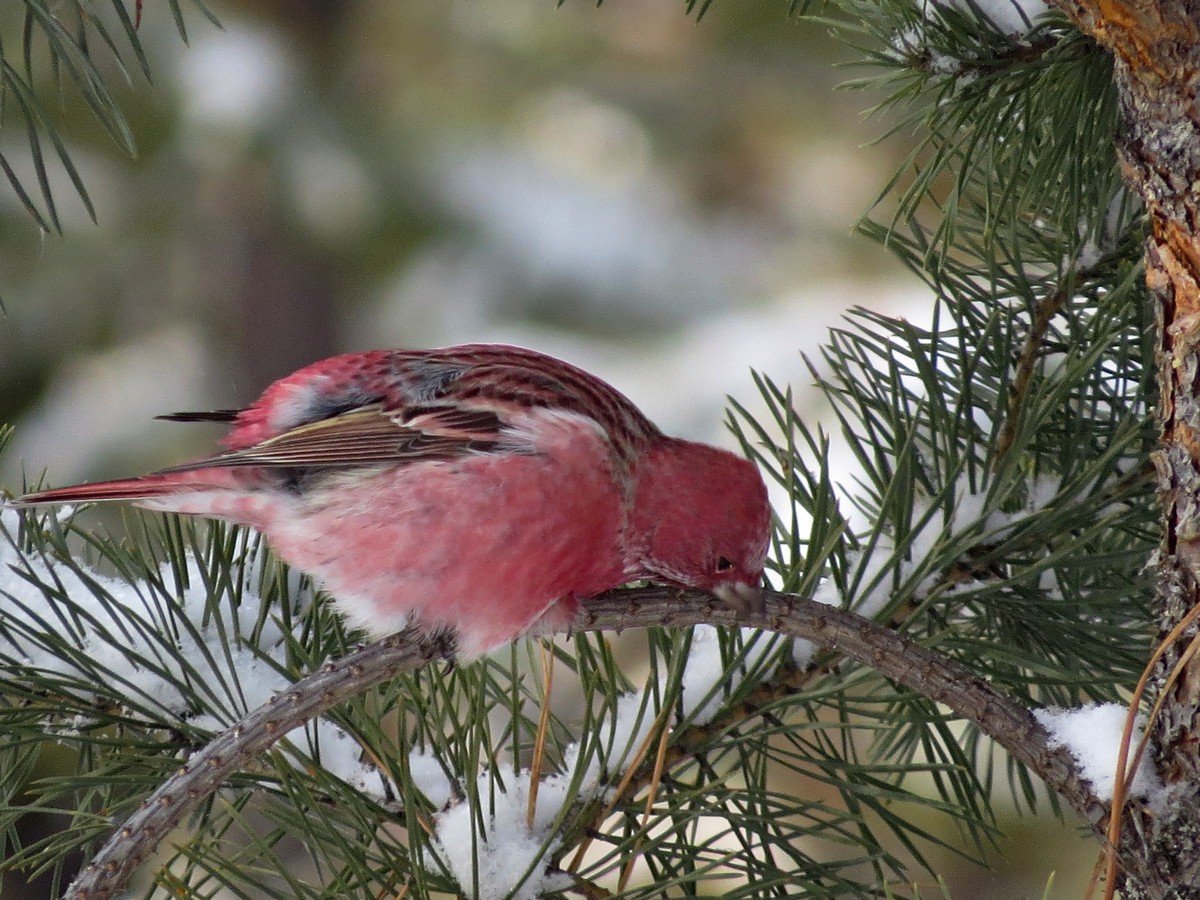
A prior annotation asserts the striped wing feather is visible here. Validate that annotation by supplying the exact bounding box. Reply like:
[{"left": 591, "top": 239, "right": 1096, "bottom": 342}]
[
  {"left": 158, "top": 405, "right": 503, "bottom": 473},
  {"left": 157, "top": 345, "right": 659, "bottom": 475}
]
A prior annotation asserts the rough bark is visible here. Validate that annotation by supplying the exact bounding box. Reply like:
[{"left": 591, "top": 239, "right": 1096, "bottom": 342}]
[{"left": 1044, "top": 0, "right": 1200, "bottom": 894}]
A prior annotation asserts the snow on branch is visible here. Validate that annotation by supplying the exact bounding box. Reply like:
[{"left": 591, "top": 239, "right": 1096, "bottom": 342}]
[
  {"left": 422, "top": 625, "right": 781, "bottom": 899},
  {"left": 888, "top": 0, "right": 1056, "bottom": 81},
  {"left": 950, "top": 0, "right": 1052, "bottom": 37},
  {"left": 60, "top": 584, "right": 1132, "bottom": 900},
  {"left": 1034, "top": 703, "right": 1162, "bottom": 804},
  {"left": 0, "top": 508, "right": 391, "bottom": 799}
]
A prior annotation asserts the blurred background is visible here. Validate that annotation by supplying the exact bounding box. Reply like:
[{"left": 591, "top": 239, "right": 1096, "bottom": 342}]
[{"left": 0, "top": 0, "right": 1094, "bottom": 896}]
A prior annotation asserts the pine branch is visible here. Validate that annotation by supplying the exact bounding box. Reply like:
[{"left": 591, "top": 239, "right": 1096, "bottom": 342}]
[
  {"left": 559, "top": 871, "right": 615, "bottom": 899},
  {"left": 902, "top": 30, "right": 1059, "bottom": 81},
  {"left": 65, "top": 586, "right": 1126, "bottom": 900},
  {"left": 552, "top": 539, "right": 1007, "bottom": 875},
  {"left": 992, "top": 281, "right": 1074, "bottom": 466}
]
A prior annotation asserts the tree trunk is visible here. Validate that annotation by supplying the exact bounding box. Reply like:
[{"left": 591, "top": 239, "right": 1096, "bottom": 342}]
[{"left": 1052, "top": 1, "right": 1200, "bottom": 894}]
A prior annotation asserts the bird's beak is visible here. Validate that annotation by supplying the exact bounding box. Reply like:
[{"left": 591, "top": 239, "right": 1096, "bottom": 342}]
[{"left": 712, "top": 581, "right": 765, "bottom": 618}]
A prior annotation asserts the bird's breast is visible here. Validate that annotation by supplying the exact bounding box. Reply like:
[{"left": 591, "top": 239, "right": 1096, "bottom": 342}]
[{"left": 262, "top": 411, "right": 628, "bottom": 654}]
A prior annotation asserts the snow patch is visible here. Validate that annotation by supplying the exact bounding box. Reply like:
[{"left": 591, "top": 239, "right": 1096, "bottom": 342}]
[
  {"left": 962, "top": 0, "right": 1052, "bottom": 35},
  {"left": 1034, "top": 703, "right": 1162, "bottom": 802},
  {"left": 177, "top": 25, "right": 293, "bottom": 134},
  {"left": 409, "top": 752, "right": 456, "bottom": 809},
  {"left": 428, "top": 769, "right": 572, "bottom": 900},
  {"left": 931, "top": 0, "right": 1052, "bottom": 36},
  {"left": 681, "top": 626, "right": 778, "bottom": 725},
  {"left": 288, "top": 719, "right": 390, "bottom": 798}
]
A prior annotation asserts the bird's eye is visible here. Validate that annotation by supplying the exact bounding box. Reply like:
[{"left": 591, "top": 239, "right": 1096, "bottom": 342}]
[{"left": 715, "top": 556, "right": 733, "bottom": 572}]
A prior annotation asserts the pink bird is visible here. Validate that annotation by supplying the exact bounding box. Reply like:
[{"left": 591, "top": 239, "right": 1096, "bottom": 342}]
[{"left": 11, "top": 345, "right": 771, "bottom": 656}]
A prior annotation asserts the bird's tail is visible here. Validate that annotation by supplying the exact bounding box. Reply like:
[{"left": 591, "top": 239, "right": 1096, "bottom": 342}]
[
  {"left": 8, "top": 474, "right": 199, "bottom": 508},
  {"left": 7, "top": 469, "right": 276, "bottom": 529}
]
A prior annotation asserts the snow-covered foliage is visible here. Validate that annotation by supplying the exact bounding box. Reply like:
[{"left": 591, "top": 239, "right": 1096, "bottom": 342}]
[
  {"left": 0, "top": 506, "right": 391, "bottom": 797},
  {"left": 947, "top": 0, "right": 1052, "bottom": 36},
  {"left": 425, "top": 625, "right": 783, "bottom": 898},
  {"left": 888, "top": 0, "right": 1055, "bottom": 83},
  {"left": 0, "top": 503, "right": 794, "bottom": 898}
]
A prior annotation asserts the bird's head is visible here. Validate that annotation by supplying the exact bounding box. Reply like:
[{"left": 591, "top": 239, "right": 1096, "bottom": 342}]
[{"left": 629, "top": 438, "right": 771, "bottom": 601}]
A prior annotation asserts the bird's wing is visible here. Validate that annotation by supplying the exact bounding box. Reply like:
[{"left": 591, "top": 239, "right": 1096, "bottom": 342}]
[
  {"left": 157, "top": 404, "right": 505, "bottom": 473},
  {"left": 158, "top": 345, "right": 659, "bottom": 473},
  {"left": 406, "top": 347, "right": 661, "bottom": 456}
]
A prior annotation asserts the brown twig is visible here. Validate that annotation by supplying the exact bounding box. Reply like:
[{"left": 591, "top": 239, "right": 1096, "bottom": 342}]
[
  {"left": 560, "top": 593, "right": 1134, "bottom": 884},
  {"left": 559, "top": 871, "right": 614, "bottom": 899},
  {"left": 65, "top": 628, "right": 458, "bottom": 899},
  {"left": 557, "top": 466, "right": 1151, "bottom": 872},
  {"left": 993, "top": 283, "right": 1072, "bottom": 467},
  {"left": 64, "top": 587, "right": 1121, "bottom": 899},
  {"left": 909, "top": 32, "right": 1059, "bottom": 80}
]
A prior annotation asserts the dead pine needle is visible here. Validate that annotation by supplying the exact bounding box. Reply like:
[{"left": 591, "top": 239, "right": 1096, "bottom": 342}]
[
  {"left": 527, "top": 640, "right": 556, "bottom": 831},
  {"left": 1104, "top": 602, "right": 1200, "bottom": 900},
  {"left": 567, "top": 701, "right": 673, "bottom": 875},
  {"left": 617, "top": 715, "right": 673, "bottom": 892}
]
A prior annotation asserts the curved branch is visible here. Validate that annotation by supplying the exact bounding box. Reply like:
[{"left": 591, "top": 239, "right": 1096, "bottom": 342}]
[
  {"left": 67, "top": 629, "right": 458, "bottom": 899},
  {"left": 66, "top": 587, "right": 1117, "bottom": 899}
]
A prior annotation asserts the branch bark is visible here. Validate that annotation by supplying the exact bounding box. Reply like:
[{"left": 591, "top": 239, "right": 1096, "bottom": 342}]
[
  {"left": 993, "top": 281, "right": 1073, "bottom": 466},
  {"left": 65, "top": 587, "right": 1118, "bottom": 900}
]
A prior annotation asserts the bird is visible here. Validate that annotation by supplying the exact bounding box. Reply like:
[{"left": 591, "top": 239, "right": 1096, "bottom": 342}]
[{"left": 10, "top": 344, "right": 772, "bottom": 656}]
